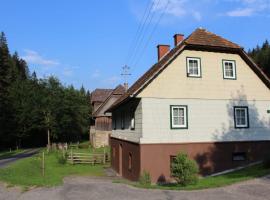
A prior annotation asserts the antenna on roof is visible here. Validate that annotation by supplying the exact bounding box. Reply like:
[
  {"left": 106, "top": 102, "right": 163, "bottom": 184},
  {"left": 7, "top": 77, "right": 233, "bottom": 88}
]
[{"left": 121, "top": 65, "right": 131, "bottom": 91}]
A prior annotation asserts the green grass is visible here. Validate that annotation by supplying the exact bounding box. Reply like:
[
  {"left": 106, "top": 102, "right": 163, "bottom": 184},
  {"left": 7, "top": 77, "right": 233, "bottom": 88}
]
[
  {"left": 0, "top": 150, "right": 107, "bottom": 187},
  {"left": 0, "top": 149, "right": 25, "bottom": 160},
  {"left": 114, "top": 163, "right": 270, "bottom": 190}
]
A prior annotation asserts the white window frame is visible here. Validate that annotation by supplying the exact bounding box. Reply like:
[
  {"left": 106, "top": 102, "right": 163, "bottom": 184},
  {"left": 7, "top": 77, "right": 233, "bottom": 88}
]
[
  {"left": 130, "top": 117, "right": 135, "bottom": 130},
  {"left": 234, "top": 107, "right": 249, "bottom": 128},
  {"left": 187, "top": 57, "right": 201, "bottom": 77},
  {"left": 223, "top": 60, "right": 236, "bottom": 79},
  {"left": 170, "top": 105, "right": 188, "bottom": 129}
]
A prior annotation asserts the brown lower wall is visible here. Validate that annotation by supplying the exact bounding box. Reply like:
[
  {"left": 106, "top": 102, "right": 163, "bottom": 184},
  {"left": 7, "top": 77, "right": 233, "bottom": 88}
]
[
  {"left": 140, "top": 141, "right": 270, "bottom": 183},
  {"left": 110, "top": 138, "right": 270, "bottom": 183},
  {"left": 110, "top": 137, "right": 141, "bottom": 181}
]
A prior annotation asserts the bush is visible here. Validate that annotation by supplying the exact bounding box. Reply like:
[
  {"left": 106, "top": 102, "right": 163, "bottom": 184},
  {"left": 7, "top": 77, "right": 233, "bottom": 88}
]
[
  {"left": 139, "top": 171, "right": 151, "bottom": 186},
  {"left": 56, "top": 151, "right": 67, "bottom": 165},
  {"left": 171, "top": 152, "right": 199, "bottom": 186}
]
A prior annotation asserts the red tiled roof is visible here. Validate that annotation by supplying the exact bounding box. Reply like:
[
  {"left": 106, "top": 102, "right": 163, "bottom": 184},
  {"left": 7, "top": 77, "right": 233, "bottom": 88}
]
[{"left": 107, "top": 28, "right": 270, "bottom": 112}]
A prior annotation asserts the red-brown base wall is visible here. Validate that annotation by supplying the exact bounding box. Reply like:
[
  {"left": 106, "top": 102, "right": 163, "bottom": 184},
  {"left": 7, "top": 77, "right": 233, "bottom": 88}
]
[
  {"left": 110, "top": 137, "right": 140, "bottom": 181},
  {"left": 110, "top": 138, "right": 270, "bottom": 183},
  {"left": 141, "top": 141, "right": 270, "bottom": 182}
]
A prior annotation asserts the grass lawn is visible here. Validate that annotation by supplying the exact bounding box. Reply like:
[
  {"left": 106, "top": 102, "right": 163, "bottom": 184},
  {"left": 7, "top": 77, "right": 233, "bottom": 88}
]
[
  {"left": 0, "top": 149, "right": 25, "bottom": 160},
  {"left": 0, "top": 149, "right": 108, "bottom": 187},
  {"left": 114, "top": 163, "right": 270, "bottom": 190}
]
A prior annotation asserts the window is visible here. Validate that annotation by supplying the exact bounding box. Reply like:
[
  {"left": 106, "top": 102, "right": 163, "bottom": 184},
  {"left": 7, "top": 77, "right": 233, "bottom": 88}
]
[
  {"left": 234, "top": 107, "right": 249, "bottom": 128},
  {"left": 121, "top": 112, "right": 125, "bottom": 129},
  {"left": 186, "top": 57, "right": 201, "bottom": 77},
  {"left": 223, "top": 60, "right": 236, "bottom": 79},
  {"left": 113, "top": 115, "right": 116, "bottom": 130},
  {"left": 128, "top": 153, "right": 132, "bottom": 171},
  {"left": 170, "top": 105, "right": 188, "bottom": 129},
  {"left": 170, "top": 156, "right": 176, "bottom": 176},
  {"left": 130, "top": 110, "right": 135, "bottom": 130},
  {"left": 232, "top": 152, "right": 246, "bottom": 161}
]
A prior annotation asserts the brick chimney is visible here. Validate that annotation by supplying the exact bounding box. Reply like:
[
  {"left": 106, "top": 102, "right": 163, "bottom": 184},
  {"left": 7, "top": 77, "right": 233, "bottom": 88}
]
[
  {"left": 173, "top": 34, "right": 184, "bottom": 46},
  {"left": 157, "top": 45, "right": 170, "bottom": 61}
]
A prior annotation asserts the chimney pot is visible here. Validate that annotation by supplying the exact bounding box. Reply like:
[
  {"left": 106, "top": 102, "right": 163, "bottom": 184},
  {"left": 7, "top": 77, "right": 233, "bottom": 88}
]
[
  {"left": 157, "top": 45, "right": 170, "bottom": 61},
  {"left": 174, "top": 34, "right": 184, "bottom": 46}
]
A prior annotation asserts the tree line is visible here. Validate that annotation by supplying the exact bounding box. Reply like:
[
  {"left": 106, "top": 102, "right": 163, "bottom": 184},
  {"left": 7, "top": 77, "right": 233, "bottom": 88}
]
[
  {"left": 0, "top": 32, "right": 91, "bottom": 149},
  {"left": 248, "top": 40, "right": 270, "bottom": 78}
]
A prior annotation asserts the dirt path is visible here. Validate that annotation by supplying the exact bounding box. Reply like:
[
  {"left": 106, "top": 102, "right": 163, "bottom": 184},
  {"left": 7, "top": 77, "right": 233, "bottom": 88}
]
[{"left": 0, "top": 175, "right": 270, "bottom": 200}]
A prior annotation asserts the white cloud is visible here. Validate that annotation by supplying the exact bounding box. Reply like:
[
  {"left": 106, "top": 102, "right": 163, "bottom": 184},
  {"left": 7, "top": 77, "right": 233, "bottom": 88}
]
[
  {"left": 151, "top": 0, "right": 201, "bottom": 21},
  {"left": 225, "top": 0, "right": 270, "bottom": 17},
  {"left": 22, "top": 49, "right": 59, "bottom": 66},
  {"left": 226, "top": 8, "right": 254, "bottom": 16}
]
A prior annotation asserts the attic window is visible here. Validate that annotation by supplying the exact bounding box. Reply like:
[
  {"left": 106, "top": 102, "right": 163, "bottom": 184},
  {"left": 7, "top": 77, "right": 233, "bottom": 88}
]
[
  {"left": 223, "top": 60, "right": 236, "bottom": 79},
  {"left": 186, "top": 57, "right": 201, "bottom": 77}
]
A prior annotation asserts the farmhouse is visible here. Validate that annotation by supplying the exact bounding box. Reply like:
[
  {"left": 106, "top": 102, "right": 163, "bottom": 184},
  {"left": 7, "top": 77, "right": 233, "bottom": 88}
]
[
  {"left": 108, "top": 28, "right": 270, "bottom": 183},
  {"left": 90, "top": 85, "right": 125, "bottom": 148}
]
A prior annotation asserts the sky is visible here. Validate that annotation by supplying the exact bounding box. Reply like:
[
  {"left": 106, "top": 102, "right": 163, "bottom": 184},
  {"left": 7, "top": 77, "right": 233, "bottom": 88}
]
[{"left": 1, "top": 0, "right": 270, "bottom": 91}]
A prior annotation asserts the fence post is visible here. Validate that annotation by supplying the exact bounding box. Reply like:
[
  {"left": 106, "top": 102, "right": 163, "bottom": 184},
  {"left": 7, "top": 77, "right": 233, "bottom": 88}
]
[
  {"left": 71, "top": 149, "right": 74, "bottom": 165},
  {"left": 42, "top": 152, "right": 45, "bottom": 176},
  {"left": 103, "top": 147, "right": 106, "bottom": 164}
]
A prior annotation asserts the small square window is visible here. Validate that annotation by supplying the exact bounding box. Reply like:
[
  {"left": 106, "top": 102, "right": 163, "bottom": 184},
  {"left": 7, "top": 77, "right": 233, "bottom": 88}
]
[
  {"left": 187, "top": 57, "right": 201, "bottom": 77},
  {"left": 170, "top": 105, "right": 188, "bottom": 129},
  {"left": 232, "top": 152, "right": 246, "bottom": 161},
  {"left": 234, "top": 107, "right": 249, "bottom": 128},
  {"left": 223, "top": 60, "right": 236, "bottom": 79}
]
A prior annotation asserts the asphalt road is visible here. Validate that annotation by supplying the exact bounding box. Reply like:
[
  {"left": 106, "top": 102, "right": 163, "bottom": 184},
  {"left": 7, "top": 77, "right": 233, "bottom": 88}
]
[
  {"left": 0, "top": 149, "right": 40, "bottom": 168},
  {"left": 1, "top": 175, "right": 270, "bottom": 200}
]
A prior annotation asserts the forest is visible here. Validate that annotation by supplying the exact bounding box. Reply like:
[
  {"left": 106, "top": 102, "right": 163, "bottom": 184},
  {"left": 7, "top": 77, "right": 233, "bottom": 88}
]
[
  {"left": 248, "top": 40, "right": 270, "bottom": 78},
  {"left": 0, "top": 32, "right": 91, "bottom": 149}
]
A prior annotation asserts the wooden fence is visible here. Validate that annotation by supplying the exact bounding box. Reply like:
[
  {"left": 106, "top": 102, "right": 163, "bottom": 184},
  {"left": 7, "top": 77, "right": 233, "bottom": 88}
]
[{"left": 67, "top": 150, "right": 110, "bottom": 165}]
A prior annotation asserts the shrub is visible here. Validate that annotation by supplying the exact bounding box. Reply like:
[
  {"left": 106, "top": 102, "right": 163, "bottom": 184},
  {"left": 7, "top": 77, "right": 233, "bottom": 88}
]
[
  {"left": 56, "top": 151, "right": 67, "bottom": 165},
  {"left": 139, "top": 171, "right": 151, "bottom": 186},
  {"left": 171, "top": 152, "right": 199, "bottom": 186}
]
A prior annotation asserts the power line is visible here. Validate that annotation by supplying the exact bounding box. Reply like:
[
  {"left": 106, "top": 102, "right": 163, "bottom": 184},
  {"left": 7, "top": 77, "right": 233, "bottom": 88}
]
[
  {"left": 133, "top": 0, "right": 170, "bottom": 68},
  {"left": 127, "top": 0, "right": 160, "bottom": 66},
  {"left": 124, "top": 0, "right": 152, "bottom": 64}
]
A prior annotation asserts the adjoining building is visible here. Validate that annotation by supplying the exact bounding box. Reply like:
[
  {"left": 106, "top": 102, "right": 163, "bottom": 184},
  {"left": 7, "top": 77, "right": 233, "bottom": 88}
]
[{"left": 90, "top": 85, "right": 125, "bottom": 148}]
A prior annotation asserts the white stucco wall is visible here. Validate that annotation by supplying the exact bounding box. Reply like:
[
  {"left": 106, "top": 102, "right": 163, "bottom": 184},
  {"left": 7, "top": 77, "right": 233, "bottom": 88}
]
[
  {"left": 140, "top": 98, "right": 270, "bottom": 144},
  {"left": 137, "top": 50, "right": 270, "bottom": 100}
]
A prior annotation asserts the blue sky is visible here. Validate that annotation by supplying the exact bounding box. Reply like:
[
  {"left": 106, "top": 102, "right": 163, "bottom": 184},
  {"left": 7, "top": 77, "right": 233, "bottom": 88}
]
[{"left": 1, "top": 0, "right": 270, "bottom": 91}]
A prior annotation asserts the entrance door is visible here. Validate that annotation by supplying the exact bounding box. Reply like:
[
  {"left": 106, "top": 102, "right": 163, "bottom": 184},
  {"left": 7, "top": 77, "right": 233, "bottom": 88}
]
[{"left": 119, "top": 144, "right": 122, "bottom": 175}]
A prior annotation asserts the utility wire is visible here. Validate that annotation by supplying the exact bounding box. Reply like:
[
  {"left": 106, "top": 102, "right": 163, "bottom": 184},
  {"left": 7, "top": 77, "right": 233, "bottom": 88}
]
[
  {"left": 124, "top": 0, "right": 152, "bottom": 64},
  {"left": 133, "top": 0, "right": 170, "bottom": 68},
  {"left": 128, "top": 0, "right": 160, "bottom": 67}
]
